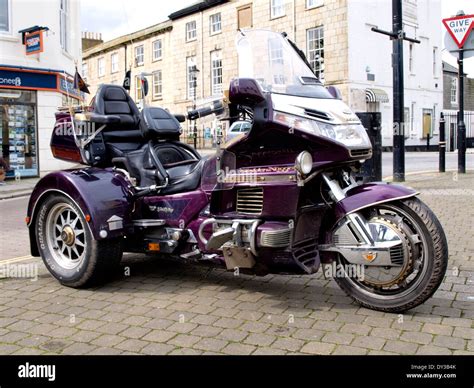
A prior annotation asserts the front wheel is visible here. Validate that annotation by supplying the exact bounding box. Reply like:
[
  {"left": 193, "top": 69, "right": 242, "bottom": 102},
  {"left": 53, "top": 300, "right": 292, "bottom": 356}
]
[
  {"left": 35, "top": 194, "right": 123, "bottom": 288},
  {"left": 333, "top": 197, "right": 448, "bottom": 313}
]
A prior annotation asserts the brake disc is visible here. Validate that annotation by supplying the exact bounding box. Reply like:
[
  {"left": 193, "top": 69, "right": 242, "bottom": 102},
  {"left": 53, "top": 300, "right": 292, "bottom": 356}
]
[{"left": 359, "top": 215, "right": 415, "bottom": 288}]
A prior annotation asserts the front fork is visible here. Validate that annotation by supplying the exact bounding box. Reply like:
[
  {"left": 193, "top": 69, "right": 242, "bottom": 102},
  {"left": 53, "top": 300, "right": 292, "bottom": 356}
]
[{"left": 319, "top": 172, "right": 406, "bottom": 267}]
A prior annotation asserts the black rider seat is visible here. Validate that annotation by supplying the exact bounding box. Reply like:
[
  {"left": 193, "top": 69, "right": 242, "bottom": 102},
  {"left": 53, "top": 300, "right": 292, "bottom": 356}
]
[
  {"left": 125, "top": 107, "right": 204, "bottom": 195},
  {"left": 93, "top": 84, "right": 144, "bottom": 158}
]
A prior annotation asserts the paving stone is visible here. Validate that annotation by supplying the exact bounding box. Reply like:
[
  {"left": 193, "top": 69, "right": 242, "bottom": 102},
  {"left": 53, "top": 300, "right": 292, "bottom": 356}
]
[
  {"left": 142, "top": 330, "right": 177, "bottom": 343},
  {"left": 216, "top": 329, "right": 248, "bottom": 342},
  {"left": 421, "top": 323, "right": 454, "bottom": 336},
  {"left": 300, "top": 341, "right": 335, "bottom": 355},
  {"left": 352, "top": 336, "right": 386, "bottom": 351},
  {"left": 416, "top": 345, "right": 452, "bottom": 355},
  {"left": 194, "top": 338, "right": 228, "bottom": 352},
  {"left": 272, "top": 337, "right": 305, "bottom": 352},
  {"left": 114, "top": 339, "right": 149, "bottom": 352},
  {"left": 92, "top": 334, "right": 126, "bottom": 347},
  {"left": 291, "top": 328, "right": 325, "bottom": 341},
  {"left": 221, "top": 343, "right": 256, "bottom": 355},
  {"left": 213, "top": 317, "right": 244, "bottom": 330},
  {"left": 453, "top": 327, "right": 474, "bottom": 340},
  {"left": 252, "top": 347, "right": 286, "bottom": 355},
  {"left": 167, "top": 334, "right": 201, "bottom": 347},
  {"left": 191, "top": 325, "right": 223, "bottom": 338},
  {"left": 432, "top": 335, "right": 466, "bottom": 350},
  {"left": 340, "top": 323, "right": 371, "bottom": 336},
  {"left": 244, "top": 333, "right": 276, "bottom": 347},
  {"left": 140, "top": 343, "right": 175, "bottom": 355},
  {"left": 61, "top": 343, "right": 97, "bottom": 355},
  {"left": 332, "top": 345, "right": 368, "bottom": 355},
  {"left": 383, "top": 340, "right": 418, "bottom": 355},
  {"left": 400, "top": 331, "right": 433, "bottom": 345},
  {"left": 322, "top": 332, "right": 354, "bottom": 345}
]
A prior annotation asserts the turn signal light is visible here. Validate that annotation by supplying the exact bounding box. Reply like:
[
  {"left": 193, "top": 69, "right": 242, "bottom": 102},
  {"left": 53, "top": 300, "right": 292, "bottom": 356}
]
[
  {"left": 85, "top": 214, "right": 91, "bottom": 222},
  {"left": 148, "top": 242, "right": 160, "bottom": 252},
  {"left": 25, "top": 216, "right": 31, "bottom": 224}
]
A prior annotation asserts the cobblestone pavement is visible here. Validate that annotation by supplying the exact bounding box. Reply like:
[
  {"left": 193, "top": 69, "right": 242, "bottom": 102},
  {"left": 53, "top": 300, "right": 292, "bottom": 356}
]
[{"left": 0, "top": 172, "right": 472, "bottom": 355}]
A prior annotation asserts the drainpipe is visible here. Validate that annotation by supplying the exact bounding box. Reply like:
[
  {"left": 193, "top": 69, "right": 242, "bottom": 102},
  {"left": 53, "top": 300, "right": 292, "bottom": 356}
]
[{"left": 200, "top": 10, "right": 204, "bottom": 100}]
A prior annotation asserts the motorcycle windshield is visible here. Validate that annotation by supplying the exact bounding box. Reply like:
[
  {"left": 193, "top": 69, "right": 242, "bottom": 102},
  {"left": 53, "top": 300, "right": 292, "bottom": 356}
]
[
  {"left": 237, "top": 29, "right": 333, "bottom": 99},
  {"left": 201, "top": 149, "right": 237, "bottom": 192}
]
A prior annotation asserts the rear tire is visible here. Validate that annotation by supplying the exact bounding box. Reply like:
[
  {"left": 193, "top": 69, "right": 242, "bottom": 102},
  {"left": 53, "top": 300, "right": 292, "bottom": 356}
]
[
  {"left": 333, "top": 197, "right": 448, "bottom": 313},
  {"left": 35, "top": 194, "right": 122, "bottom": 288}
]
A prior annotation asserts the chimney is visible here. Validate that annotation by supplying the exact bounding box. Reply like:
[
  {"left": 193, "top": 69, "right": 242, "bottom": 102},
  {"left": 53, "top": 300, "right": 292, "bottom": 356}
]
[{"left": 81, "top": 31, "right": 103, "bottom": 51}]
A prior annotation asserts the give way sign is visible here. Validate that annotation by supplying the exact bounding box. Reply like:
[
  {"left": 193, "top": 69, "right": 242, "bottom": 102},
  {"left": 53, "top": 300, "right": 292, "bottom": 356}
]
[{"left": 443, "top": 14, "right": 474, "bottom": 49}]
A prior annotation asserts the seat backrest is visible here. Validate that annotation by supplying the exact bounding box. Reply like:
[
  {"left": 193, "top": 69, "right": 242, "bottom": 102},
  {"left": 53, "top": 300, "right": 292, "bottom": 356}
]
[
  {"left": 94, "top": 84, "right": 140, "bottom": 128},
  {"left": 140, "top": 107, "right": 181, "bottom": 139}
]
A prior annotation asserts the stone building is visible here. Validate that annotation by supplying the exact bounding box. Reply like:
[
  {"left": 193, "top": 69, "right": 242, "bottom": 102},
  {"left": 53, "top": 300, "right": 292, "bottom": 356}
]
[
  {"left": 82, "top": 0, "right": 442, "bottom": 148},
  {"left": 442, "top": 61, "right": 474, "bottom": 151}
]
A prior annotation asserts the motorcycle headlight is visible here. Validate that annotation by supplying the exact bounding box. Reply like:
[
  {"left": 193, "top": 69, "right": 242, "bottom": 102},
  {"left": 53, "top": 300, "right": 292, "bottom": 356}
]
[
  {"left": 295, "top": 151, "right": 313, "bottom": 175},
  {"left": 273, "top": 111, "right": 371, "bottom": 149}
]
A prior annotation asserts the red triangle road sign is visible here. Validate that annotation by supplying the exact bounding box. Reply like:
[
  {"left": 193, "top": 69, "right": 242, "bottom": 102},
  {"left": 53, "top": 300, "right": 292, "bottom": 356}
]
[{"left": 443, "top": 14, "right": 474, "bottom": 49}]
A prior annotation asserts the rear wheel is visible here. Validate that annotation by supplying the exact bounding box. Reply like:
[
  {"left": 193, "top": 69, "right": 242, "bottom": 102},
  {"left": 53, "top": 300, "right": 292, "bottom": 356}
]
[
  {"left": 333, "top": 197, "right": 448, "bottom": 313},
  {"left": 35, "top": 194, "right": 122, "bottom": 288}
]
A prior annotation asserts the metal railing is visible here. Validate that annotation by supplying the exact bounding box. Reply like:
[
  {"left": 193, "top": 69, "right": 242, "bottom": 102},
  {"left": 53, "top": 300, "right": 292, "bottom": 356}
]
[{"left": 442, "top": 111, "right": 474, "bottom": 151}]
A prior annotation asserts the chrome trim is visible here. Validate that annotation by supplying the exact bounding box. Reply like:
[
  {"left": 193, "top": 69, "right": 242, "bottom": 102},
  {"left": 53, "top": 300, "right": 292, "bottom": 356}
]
[
  {"left": 260, "top": 227, "right": 292, "bottom": 248},
  {"left": 322, "top": 173, "right": 345, "bottom": 202},
  {"left": 197, "top": 218, "right": 261, "bottom": 256}
]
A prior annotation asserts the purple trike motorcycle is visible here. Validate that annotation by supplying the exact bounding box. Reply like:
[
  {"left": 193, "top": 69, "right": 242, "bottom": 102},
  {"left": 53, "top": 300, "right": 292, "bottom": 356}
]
[{"left": 26, "top": 30, "right": 448, "bottom": 312}]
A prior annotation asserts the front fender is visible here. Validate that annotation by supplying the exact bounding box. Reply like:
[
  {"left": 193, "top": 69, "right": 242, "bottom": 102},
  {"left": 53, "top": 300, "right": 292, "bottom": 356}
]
[
  {"left": 27, "top": 168, "right": 133, "bottom": 255},
  {"left": 334, "top": 182, "right": 418, "bottom": 221}
]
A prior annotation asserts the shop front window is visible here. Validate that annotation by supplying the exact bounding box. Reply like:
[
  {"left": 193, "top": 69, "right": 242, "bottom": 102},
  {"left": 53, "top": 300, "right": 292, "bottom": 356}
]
[{"left": 0, "top": 90, "right": 38, "bottom": 178}]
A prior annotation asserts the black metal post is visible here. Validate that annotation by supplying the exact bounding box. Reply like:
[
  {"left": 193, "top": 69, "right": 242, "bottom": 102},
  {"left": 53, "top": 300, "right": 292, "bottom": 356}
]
[
  {"left": 439, "top": 112, "right": 446, "bottom": 172},
  {"left": 392, "top": 0, "right": 405, "bottom": 182},
  {"left": 458, "top": 49, "right": 466, "bottom": 173},
  {"left": 192, "top": 73, "right": 198, "bottom": 150}
]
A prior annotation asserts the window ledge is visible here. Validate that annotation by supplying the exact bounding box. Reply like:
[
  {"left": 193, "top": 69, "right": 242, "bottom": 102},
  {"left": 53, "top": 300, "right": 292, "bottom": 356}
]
[
  {"left": 0, "top": 33, "right": 19, "bottom": 42},
  {"left": 152, "top": 57, "right": 162, "bottom": 62},
  {"left": 306, "top": 4, "right": 324, "bottom": 11},
  {"left": 270, "top": 14, "right": 286, "bottom": 21},
  {"left": 210, "top": 30, "right": 222, "bottom": 37},
  {"left": 186, "top": 38, "right": 197, "bottom": 43}
]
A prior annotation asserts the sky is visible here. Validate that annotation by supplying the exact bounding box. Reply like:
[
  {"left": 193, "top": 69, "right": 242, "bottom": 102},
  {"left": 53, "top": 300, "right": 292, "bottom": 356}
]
[{"left": 80, "top": 0, "right": 474, "bottom": 75}]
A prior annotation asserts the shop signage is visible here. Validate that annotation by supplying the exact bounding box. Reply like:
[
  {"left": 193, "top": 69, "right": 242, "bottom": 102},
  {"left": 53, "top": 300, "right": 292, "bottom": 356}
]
[
  {"left": 25, "top": 30, "right": 44, "bottom": 55},
  {"left": 0, "top": 69, "right": 57, "bottom": 91},
  {"left": 58, "top": 76, "right": 83, "bottom": 100}
]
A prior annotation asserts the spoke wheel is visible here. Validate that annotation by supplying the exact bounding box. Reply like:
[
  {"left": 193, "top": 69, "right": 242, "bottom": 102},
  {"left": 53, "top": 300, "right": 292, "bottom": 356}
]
[
  {"left": 46, "top": 203, "right": 87, "bottom": 270},
  {"left": 35, "top": 194, "right": 123, "bottom": 288}
]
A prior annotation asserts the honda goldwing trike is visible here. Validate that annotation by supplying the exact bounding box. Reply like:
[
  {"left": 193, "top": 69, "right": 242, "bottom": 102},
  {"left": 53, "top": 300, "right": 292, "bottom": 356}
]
[{"left": 27, "top": 29, "right": 448, "bottom": 312}]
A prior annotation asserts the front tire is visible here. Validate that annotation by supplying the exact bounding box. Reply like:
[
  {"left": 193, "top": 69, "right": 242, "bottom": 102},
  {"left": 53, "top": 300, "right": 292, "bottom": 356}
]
[
  {"left": 35, "top": 194, "right": 122, "bottom": 288},
  {"left": 333, "top": 197, "right": 448, "bottom": 313}
]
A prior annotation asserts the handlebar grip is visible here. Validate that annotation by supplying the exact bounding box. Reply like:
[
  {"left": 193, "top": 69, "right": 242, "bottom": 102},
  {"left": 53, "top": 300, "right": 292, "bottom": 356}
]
[{"left": 187, "top": 101, "right": 224, "bottom": 120}]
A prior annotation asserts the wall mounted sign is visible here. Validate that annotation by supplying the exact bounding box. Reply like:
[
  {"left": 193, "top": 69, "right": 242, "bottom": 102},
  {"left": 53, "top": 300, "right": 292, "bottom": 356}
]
[{"left": 25, "top": 30, "right": 44, "bottom": 55}]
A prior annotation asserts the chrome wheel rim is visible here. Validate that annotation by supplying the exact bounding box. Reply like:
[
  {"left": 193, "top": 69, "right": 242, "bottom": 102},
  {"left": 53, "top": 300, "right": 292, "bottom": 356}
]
[
  {"left": 46, "top": 203, "right": 87, "bottom": 270},
  {"left": 338, "top": 203, "right": 429, "bottom": 300}
]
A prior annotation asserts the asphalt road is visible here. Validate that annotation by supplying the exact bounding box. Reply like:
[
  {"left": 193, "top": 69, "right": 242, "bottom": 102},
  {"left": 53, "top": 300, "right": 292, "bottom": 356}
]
[{"left": 382, "top": 152, "right": 474, "bottom": 178}]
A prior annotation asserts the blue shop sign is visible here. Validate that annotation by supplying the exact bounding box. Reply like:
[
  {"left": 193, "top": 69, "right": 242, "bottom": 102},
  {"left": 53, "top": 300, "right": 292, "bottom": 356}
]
[
  {"left": 58, "top": 77, "right": 83, "bottom": 100},
  {"left": 0, "top": 68, "right": 57, "bottom": 91}
]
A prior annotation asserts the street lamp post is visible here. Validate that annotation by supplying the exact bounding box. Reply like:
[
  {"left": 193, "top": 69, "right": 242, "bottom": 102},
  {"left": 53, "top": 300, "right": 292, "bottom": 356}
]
[{"left": 190, "top": 64, "right": 200, "bottom": 150}]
